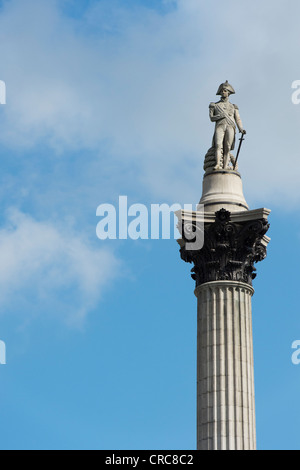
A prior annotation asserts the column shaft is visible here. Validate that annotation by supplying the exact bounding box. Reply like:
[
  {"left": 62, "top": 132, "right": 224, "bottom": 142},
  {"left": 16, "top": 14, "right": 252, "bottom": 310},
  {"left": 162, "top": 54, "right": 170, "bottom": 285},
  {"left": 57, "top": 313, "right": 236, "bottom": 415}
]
[{"left": 195, "top": 281, "right": 256, "bottom": 450}]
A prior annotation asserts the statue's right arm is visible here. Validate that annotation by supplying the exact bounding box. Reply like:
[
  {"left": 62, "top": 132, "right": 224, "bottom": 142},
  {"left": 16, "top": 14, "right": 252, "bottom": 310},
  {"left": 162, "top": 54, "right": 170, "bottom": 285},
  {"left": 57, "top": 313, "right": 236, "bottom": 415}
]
[{"left": 209, "top": 103, "right": 222, "bottom": 122}]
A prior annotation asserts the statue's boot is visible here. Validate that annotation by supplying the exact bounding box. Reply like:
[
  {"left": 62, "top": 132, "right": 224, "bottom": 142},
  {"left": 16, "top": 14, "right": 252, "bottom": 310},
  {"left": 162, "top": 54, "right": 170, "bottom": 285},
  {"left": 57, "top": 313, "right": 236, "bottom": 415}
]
[
  {"left": 223, "top": 153, "right": 230, "bottom": 170},
  {"left": 214, "top": 150, "right": 222, "bottom": 170}
]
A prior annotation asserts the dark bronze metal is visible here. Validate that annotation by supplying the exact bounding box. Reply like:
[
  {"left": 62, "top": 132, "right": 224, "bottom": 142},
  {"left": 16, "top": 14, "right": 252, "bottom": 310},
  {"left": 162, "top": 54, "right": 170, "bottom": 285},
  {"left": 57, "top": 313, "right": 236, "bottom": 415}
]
[{"left": 179, "top": 209, "right": 270, "bottom": 288}]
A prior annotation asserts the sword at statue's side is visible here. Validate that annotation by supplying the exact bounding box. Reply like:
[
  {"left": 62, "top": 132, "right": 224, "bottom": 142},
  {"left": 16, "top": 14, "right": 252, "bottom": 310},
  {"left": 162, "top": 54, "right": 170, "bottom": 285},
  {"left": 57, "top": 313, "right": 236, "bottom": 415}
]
[{"left": 233, "top": 131, "right": 246, "bottom": 170}]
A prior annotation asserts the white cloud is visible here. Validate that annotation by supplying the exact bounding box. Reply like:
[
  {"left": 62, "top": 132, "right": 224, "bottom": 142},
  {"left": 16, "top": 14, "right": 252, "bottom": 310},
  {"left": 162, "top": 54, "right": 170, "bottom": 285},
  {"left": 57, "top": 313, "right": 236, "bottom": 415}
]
[
  {"left": 0, "top": 0, "right": 299, "bottom": 207},
  {"left": 0, "top": 209, "right": 120, "bottom": 326},
  {"left": 0, "top": 0, "right": 297, "bottom": 331}
]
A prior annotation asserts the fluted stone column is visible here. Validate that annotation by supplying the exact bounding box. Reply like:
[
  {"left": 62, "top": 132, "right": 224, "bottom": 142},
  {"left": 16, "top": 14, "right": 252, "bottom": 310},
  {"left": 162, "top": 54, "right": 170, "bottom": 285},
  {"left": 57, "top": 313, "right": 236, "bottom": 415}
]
[
  {"left": 176, "top": 81, "right": 271, "bottom": 450},
  {"left": 196, "top": 281, "right": 256, "bottom": 450},
  {"left": 176, "top": 202, "right": 270, "bottom": 451}
]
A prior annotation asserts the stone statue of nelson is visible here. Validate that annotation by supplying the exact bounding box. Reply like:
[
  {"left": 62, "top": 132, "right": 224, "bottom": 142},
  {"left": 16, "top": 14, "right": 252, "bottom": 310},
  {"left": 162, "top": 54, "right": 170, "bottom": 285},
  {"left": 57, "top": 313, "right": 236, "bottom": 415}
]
[{"left": 207, "top": 81, "right": 246, "bottom": 171}]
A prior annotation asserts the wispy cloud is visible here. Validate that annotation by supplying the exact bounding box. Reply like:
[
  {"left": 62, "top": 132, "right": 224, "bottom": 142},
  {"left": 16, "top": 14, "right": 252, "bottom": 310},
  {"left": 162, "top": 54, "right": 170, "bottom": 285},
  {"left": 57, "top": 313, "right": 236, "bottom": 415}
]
[
  {"left": 0, "top": 0, "right": 296, "bottom": 329},
  {"left": 0, "top": 209, "right": 120, "bottom": 326},
  {"left": 0, "top": 0, "right": 298, "bottom": 208}
]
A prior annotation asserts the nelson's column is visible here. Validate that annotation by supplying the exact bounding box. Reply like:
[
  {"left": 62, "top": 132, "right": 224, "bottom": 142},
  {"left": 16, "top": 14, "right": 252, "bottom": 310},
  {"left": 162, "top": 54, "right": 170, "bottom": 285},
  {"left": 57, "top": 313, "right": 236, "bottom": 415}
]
[{"left": 176, "top": 81, "right": 270, "bottom": 450}]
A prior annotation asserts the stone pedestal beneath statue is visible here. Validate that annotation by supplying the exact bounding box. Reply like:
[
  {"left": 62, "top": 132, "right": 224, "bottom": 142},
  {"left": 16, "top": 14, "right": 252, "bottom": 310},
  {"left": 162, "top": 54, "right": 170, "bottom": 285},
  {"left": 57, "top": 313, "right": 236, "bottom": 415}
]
[{"left": 198, "top": 170, "right": 249, "bottom": 213}]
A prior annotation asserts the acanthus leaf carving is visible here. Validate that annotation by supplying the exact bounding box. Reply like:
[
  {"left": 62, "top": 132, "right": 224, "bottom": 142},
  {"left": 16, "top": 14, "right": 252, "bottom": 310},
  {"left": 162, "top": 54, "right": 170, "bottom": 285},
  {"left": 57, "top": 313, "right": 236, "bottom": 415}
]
[{"left": 179, "top": 209, "right": 270, "bottom": 287}]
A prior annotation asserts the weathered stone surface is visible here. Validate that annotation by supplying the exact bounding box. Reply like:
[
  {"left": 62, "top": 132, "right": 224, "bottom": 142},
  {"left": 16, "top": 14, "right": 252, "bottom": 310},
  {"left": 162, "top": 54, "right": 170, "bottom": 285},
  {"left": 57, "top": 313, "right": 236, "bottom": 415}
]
[
  {"left": 195, "top": 281, "right": 256, "bottom": 450},
  {"left": 176, "top": 81, "right": 270, "bottom": 450},
  {"left": 176, "top": 205, "right": 270, "bottom": 451},
  {"left": 198, "top": 169, "right": 249, "bottom": 213},
  {"left": 205, "top": 81, "right": 246, "bottom": 172}
]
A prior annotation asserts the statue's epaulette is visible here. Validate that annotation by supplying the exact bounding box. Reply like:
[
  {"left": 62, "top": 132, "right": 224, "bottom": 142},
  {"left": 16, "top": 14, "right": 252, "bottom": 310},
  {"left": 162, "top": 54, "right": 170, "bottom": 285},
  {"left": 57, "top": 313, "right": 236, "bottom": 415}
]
[
  {"left": 233, "top": 104, "right": 239, "bottom": 110},
  {"left": 209, "top": 102, "right": 216, "bottom": 108}
]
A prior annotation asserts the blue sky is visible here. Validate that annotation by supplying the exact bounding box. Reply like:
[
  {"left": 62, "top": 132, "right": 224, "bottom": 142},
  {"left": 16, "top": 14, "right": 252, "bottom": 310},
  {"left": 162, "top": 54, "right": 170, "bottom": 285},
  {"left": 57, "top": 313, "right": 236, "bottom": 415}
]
[{"left": 0, "top": 0, "right": 300, "bottom": 450}]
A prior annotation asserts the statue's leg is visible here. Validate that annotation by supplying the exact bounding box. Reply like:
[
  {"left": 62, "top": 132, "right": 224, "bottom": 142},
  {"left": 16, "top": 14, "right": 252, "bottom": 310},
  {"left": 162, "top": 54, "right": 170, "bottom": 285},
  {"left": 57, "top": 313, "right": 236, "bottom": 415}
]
[
  {"left": 223, "top": 126, "right": 235, "bottom": 169},
  {"left": 214, "top": 127, "right": 225, "bottom": 170}
]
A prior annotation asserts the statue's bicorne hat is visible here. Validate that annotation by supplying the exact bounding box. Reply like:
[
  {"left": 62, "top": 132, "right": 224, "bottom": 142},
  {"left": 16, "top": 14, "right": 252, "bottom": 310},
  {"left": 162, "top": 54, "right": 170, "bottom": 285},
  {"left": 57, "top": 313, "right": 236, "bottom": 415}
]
[{"left": 216, "top": 80, "right": 235, "bottom": 95}]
